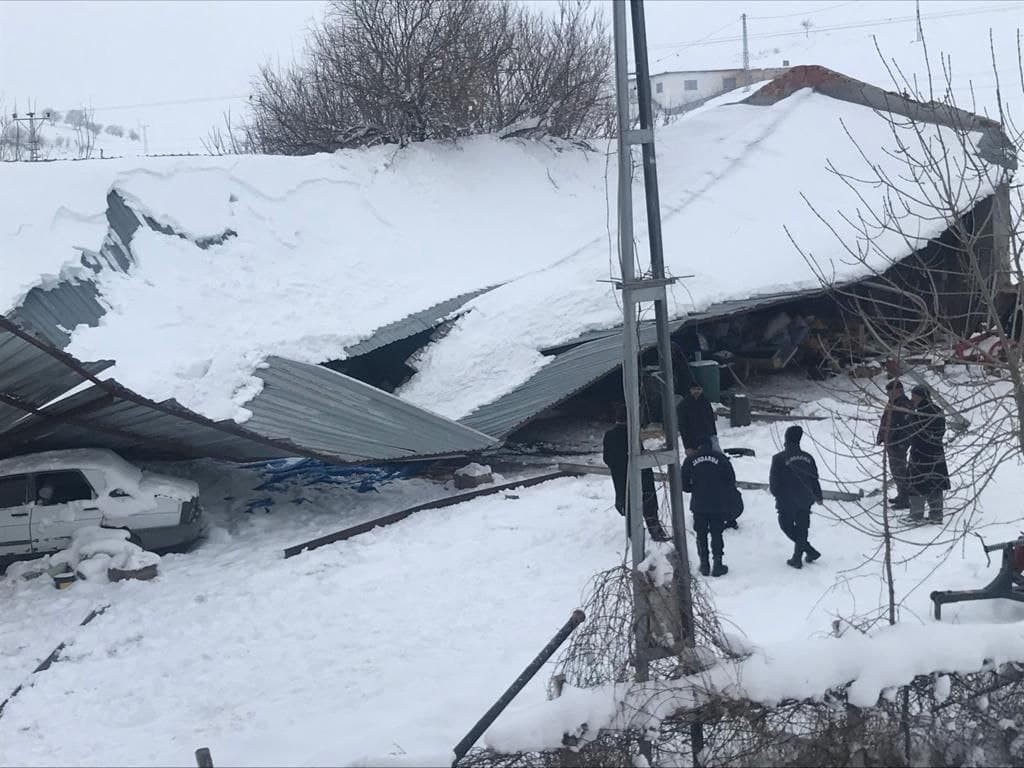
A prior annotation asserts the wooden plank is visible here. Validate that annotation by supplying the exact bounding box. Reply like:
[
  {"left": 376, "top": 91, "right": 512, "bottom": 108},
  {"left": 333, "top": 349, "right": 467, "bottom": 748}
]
[
  {"left": 282, "top": 471, "right": 576, "bottom": 559},
  {"left": 558, "top": 463, "right": 864, "bottom": 502},
  {"left": 713, "top": 408, "right": 828, "bottom": 423},
  {"left": 0, "top": 604, "right": 109, "bottom": 720}
]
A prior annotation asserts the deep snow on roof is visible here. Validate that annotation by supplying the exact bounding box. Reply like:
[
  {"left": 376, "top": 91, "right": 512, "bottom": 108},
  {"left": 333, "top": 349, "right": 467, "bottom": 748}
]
[{"left": 0, "top": 76, "right": 1003, "bottom": 426}]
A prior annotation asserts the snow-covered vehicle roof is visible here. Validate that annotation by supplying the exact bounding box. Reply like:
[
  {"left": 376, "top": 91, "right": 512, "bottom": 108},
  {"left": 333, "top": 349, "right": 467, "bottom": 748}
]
[
  {"left": 0, "top": 447, "right": 197, "bottom": 500},
  {"left": 0, "top": 448, "right": 143, "bottom": 482}
]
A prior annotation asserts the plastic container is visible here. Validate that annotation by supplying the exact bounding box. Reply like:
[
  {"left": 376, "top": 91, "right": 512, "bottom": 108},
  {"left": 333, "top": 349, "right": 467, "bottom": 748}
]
[
  {"left": 689, "top": 360, "right": 721, "bottom": 402},
  {"left": 51, "top": 570, "right": 76, "bottom": 590}
]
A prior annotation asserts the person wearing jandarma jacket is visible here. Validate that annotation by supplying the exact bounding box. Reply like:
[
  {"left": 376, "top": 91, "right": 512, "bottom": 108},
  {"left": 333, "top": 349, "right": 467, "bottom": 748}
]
[
  {"left": 680, "top": 438, "right": 739, "bottom": 577},
  {"left": 903, "top": 384, "right": 950, "bottom": 525},
  {"left": 769, "top": 425, "right": 823, "bottom": 569}
]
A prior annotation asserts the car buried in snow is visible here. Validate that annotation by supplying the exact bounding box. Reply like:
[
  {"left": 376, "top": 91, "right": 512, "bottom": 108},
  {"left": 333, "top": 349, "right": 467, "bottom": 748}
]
[{"left": 0, "top": 448, "right": 206, "bottom": 569}]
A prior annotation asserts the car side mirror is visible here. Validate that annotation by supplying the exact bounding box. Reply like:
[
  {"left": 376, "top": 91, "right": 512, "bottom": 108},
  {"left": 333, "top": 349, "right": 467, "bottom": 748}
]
[{"left": 109, "top": 488, "right": 132, "bottom": 498}]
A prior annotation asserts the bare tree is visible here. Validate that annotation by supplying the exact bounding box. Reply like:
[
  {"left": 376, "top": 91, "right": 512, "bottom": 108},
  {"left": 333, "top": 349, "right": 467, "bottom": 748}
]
[
  {"left": 238, "top": 0, "right": 613, "bottom": 155},
  {"left": 786, "top": 33, "right": 1023, "bottom": 629},
  {"left": 201, "top": 108, "right": 251, "bottom": 156},
  {"left": 69, "top": 106, "right": 98, "bottom": 159}
]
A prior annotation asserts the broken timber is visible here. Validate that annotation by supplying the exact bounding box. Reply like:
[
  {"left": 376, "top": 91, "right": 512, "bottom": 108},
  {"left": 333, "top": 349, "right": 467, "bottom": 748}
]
[
  {"left": 713, "top": 408, "right": 828, "bottom": 423},
  {"left": 282, "top": 470, "right": 578, "bottom": 558},
  {"left": 0, "top": 604, "right": 109, "bottom": 719},
  {"left": 558, "top": 462, "right": 864, "bottom": 502}
]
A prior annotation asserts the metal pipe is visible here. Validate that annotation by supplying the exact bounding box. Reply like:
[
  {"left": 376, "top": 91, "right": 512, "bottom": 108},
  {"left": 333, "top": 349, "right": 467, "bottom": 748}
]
[
  {"left": 612, "top": 0, "right": 651, "bottom": 684},
  {"left": 628, "top": 0, "right": 698, "bottom": 646},
  {"left": 451, "top": 610, "right": 586, "bottom": 766}
]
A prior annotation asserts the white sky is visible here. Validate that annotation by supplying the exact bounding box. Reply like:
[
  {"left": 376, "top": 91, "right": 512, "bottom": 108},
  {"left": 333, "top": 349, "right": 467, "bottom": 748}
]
[{"left": 2, "top": 0, "right": 1020, "bottom": 153}]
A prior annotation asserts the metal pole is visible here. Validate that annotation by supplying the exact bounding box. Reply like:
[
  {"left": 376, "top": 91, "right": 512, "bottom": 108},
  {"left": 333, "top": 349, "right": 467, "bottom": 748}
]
[
  {"left": 915, "top": 0, "right": 923, "bottom": 42},
  {"left": 628, "top": 0, "right": 698, "bottom": 647},
  {"left": 612, "top": 0, "right": 651, "bottom": 684},
  {"left": 742, "top": 13, "right": 750, "bottom": 90},
  {"left": 451, "top": 610, "right": 586, "bottom": 766}
]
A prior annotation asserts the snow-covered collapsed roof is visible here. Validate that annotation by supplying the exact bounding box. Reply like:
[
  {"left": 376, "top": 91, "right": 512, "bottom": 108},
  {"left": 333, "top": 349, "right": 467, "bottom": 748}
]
[{"left": 0, "top": 67, "right": 1008, "bottom": 460}]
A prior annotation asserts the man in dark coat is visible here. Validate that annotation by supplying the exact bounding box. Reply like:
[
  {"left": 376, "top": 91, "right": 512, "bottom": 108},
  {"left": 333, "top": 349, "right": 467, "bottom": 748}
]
[
  {"left": 680, "top": 439, "right": 739, "bottom": 577},
  {"left": 904, "top": 384, "right": 950, "bottom": 524},
  {"left": 769, "top": 425, "right": 823, "bottom": 569},
  {"left": 877, "top": 379, "right": 913, "bottom": 509},
  {"left": 677, "top": 383, "right": 718, "bottom": 457},
  {"left": 602, "top": 405, "right": 670, "bottom": 542}
]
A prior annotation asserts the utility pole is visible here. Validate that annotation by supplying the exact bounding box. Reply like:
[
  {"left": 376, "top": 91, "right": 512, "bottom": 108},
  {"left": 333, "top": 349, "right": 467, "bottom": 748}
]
[
  {"left": 10, "top": 109, "right": 52, "bottom": 162},
  {"left": 914, "top": 0, "right": 923, "bottom": 43},
  {"left": 742, "top": 13, "right": 750, "bottom": 90},
  {"left": 612, "top": 0, "right": 697, "bottom": 689}
]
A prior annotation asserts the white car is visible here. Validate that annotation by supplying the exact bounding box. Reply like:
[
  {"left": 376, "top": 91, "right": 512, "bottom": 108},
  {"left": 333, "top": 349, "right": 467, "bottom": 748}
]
[{"left": 0, "top": 448, "right": 206, "bottom": 567}]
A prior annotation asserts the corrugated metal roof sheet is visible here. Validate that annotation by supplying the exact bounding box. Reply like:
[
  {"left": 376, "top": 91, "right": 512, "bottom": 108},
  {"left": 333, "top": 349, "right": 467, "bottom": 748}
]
[
  {"left": 0, "top": 326, "right": 111, "bottom": 435},
  {"left": 343, "top": 284, "right": 499, "bottom": 358},
  {"left": 247, "top": 356, "right": 495, "bottom": 461},
  {"left": 0, "top": 318, "right": 495, "bottom": 463},
  {"left": 9, "top": 190, "right": 140, "bottom": 348},
  {"left": 462, "top": 288, "right": 826, "bottom": 438},
  {"left": 460, "top": 320, "right": 685, "bottom": 438}
]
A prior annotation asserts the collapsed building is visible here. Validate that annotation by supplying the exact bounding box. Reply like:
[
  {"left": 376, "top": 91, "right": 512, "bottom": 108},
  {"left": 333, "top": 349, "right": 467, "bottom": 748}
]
[{"left": 0, "top": 66, "right": 1016, "bottom": 465}]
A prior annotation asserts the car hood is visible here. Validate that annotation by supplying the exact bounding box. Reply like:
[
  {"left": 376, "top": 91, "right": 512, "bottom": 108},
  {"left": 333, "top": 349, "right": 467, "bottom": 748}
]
[{"left": 139, "top": 472, "right": 199, "bottom": 501}]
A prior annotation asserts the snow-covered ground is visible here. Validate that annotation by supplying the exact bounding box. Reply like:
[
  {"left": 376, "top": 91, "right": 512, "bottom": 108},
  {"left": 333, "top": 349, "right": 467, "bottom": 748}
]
[{"left": 2, "top": 375, "right": 1022, "bottom": 766}]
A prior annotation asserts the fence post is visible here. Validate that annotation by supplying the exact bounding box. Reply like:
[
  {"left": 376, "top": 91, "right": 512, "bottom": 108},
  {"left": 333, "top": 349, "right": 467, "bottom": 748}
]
[{"left": 451, "top": 610, "right": 585, "bottom": 766}]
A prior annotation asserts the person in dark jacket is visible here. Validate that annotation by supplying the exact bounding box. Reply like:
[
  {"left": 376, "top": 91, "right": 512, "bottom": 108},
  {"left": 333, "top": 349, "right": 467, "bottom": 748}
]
[
  {"left": 876, "top": 379, "right": 913, "bottom": 509},
  {"left": 904, "top": 385, "right": 950, "bottom": 524},
  {"left": 769, "top": 425, "right": 823, "bottom": 569},
  {"left": 602, "top": 404, "right": 670, "bottom": 542},
  {"left": 678, "top": 383, "right": 718, "bottom": 457},
  {"left": 680, "top": 439, "right": 739, "bottom": 576}
]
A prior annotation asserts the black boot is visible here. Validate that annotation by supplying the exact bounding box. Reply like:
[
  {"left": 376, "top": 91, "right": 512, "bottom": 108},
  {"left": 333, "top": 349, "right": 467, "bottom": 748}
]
[
  {"left": 650, "top": 526, "right": 671, "bottom": 542},
  {"left": 787, "top": 544, "right": 803, "bottom": 569},
  {"left": 711, "top": 560, "right": 728, "bottom": 577},
  {"left": 804, "top": 544, "right": 821, "bottom": 563},
  {"left": 696, "top": 537, "right": 710, "bottom": 577}
]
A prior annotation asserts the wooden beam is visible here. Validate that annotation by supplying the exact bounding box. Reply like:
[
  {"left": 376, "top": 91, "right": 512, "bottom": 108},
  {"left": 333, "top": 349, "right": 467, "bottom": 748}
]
[
  {"left": 557, "top": 462, "right": 864, "bottom": 501},
  {"left": 282, "top": 470, "right": 578, "bottom": 558}
]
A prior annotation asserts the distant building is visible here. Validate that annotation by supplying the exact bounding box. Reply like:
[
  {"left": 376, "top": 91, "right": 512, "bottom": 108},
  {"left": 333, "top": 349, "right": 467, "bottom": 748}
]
[{"left": 629, "top": 66, "right": 791, "bottom": 117}]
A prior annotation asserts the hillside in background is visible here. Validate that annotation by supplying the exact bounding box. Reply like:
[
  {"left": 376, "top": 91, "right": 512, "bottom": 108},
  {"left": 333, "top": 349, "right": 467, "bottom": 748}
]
[{"left": 0, "top": 106, "right": 143, "bottom": 161}]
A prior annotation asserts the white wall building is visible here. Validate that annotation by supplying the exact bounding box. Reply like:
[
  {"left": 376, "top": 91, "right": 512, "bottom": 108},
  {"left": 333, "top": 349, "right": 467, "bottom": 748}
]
[{"left": 630, "top": 66, "right": 790, "bottom": 117}]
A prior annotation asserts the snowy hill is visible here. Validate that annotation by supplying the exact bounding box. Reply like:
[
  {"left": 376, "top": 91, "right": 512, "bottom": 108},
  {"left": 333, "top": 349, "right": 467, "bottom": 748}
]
[
  {"left": 0, "top": 75, "right": 1002, "bottom": 428},
  {"left": 1, "top": 108, "right": 144, "bottom": 161}
]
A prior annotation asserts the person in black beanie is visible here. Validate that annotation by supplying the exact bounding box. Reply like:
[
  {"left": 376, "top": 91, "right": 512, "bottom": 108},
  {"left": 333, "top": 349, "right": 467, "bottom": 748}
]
[{"left": 769, "top": 425, "right": 823, "bottom": 569}]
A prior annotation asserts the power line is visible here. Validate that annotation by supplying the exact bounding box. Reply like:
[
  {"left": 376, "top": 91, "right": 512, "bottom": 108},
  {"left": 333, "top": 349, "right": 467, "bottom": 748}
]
[
  {"left": 652, "top": 2, "right": 1024, "bottom": 52},
  {"left": 748, "top": 1, "right": 857, "bottom": 21},
  {"left": 652, "top": 16, "right": 738, "bottom": 65},
  {"left": 53, "top": 93, "right": 249, "bottom": 115}
]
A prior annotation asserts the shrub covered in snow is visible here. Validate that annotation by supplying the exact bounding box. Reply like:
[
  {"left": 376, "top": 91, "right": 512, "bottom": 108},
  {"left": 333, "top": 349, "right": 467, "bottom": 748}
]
[{"left": 49, "top": 526, "right": 160, "bottom": 582}]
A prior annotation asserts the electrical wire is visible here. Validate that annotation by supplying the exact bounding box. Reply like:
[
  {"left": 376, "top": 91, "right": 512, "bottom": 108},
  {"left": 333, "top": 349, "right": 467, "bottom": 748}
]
[
  {"left": 747, "top": 1, "right": 857, "bottom": 21},
  {"left": 652, "top": 2, "right": 1024, "bottom": 52}
]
